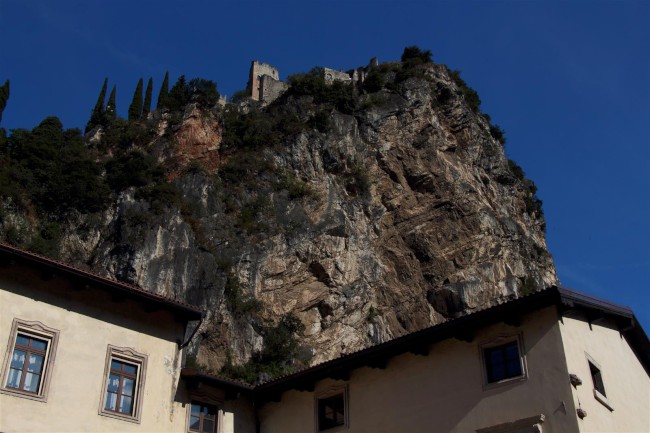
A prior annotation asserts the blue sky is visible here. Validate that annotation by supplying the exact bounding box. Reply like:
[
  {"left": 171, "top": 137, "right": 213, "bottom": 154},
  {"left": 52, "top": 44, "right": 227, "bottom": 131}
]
[{"left": 1, "top": 0, "right": 648, "bottom": 330}]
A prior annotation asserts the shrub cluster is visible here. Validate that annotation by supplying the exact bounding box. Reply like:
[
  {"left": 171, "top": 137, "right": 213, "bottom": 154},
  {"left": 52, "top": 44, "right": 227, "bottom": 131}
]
[
  {"left": 0, "top": 117, "right": 110, "bottom": 215},
  {"left": 400, "top": 46, "right": 433, "bottom": 65},
  {"left": 507, "top": 159, "right": 544, "bottom": 218},
  {"left": 286, "top": 68, "right": 358, "bottom": 114},
  {"left": 449, "top": 69, "right": 481, "bottom": 113},
  {"left": 219, "top": 313, "right": 309, "bottom": 383},
  {"left": 224, "top": 275, "right": 262, "bottom": 314}
]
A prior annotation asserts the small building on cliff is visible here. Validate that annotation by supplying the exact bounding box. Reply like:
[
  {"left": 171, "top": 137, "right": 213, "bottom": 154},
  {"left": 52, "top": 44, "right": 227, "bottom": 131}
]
[{"left": 1, "top": 241, "right": 648, "bottom": 432}]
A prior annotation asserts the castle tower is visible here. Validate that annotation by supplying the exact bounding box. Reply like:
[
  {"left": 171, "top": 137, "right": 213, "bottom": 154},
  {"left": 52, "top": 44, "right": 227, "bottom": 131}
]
[{"left": 247, "top": 61, "right": 280, "bottom": 101}]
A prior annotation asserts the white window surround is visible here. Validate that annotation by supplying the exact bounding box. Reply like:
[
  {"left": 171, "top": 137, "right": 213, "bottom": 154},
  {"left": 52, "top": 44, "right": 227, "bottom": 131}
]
[
  {"left": 585, "top": 353, "right": 614, "bottom": 412},
  {"left": 98, "top": 345, "right": 148, "bottom": 423},
  {"left": 0, "top": 318, "right": 60, "bottom": 402},
  {"left": 478, "top": 333, "right": 528, "bottom": 390},
  {"left": 314, "top": 384, "right": 349, "bottom": 433}
]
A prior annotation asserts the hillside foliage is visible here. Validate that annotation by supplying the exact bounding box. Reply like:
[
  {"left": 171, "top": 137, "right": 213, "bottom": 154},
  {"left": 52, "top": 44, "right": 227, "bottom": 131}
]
[{"left": 0, "top": 49, "right": 547, "bottom": 383}]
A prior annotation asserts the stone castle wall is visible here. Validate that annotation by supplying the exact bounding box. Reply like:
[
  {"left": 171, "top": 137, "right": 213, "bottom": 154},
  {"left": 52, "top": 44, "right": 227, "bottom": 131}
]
[
  {"left": 260, "top": 75, "right": 289, "bottom": 104},
  {"left": 323, "top": 67, "right": 352, "bottom": 83},
  {"left": 247, "top": 61, "right": 280, "bottom": 101}
]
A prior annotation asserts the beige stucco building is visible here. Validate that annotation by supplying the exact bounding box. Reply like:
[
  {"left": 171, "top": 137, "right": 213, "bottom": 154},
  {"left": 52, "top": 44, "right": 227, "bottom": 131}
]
[
  {"left": 185, "top": 287, "right": 649, "bottom": 433},
  {"left": 1, "top": 241, "right": 648, "bottom": 432},
  {"left": 0, "top": 243, "right": 207, "bottom": 432}
]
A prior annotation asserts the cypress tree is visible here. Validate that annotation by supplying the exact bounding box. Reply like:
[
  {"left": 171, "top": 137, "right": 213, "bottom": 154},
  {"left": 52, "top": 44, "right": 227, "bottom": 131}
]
[
  {"left": 128, "top": 78, "right": 143, "bottom": 121},
  {"left": 157, "top": 71, "right": 169, "bottom": 109},
  {"left": 86, "top": 78, "right": 108, "bottom": 132},
  {"left": 0, "top": 80, "right": 9, "bottom": 126},
  {"left": 168, "top": 75, "right": 190, "bottom": 112},
  {"left": 105, "top": 85, "right": 117, "bottom": 122},
  {"left": 142, "top": 78, "right": 153, "bottom": 117}
]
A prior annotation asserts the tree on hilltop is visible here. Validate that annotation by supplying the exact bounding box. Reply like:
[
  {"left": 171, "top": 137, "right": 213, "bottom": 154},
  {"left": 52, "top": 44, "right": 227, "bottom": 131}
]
[
  {"left": 189, "top": 78, "right": 220, "bottom": 107},
  {"left": 128, "top": 78, "right": 143, "bottom": 121},
  {"left": 0, "top": 80, "right": 9, "bottom": 126},
  {"left": 157, "top": 71, "right": 169, "bottom": 110},
  {"left": 168, "top": 75, "right": 190, "bottom": 112},
  {"left": 401, "top": 46, "right": 433, "bottom": 65},
  {"left": 105, "top": 85, "right": 117, "bottom": 122},
  {"left": 142, "top": 78, "right": 153, "bottom": 117},
  {"left": 86, "top": 78, "right": 108, "bottom": 132}
]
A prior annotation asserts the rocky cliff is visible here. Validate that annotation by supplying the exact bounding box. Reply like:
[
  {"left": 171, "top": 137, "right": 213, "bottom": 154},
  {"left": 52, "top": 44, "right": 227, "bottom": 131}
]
[{"left": 0, "top": 59, "right": 556, "bottom": 377}]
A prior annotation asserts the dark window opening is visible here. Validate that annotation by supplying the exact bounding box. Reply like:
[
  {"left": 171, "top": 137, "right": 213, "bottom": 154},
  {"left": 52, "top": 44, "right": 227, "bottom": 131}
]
[
  {"left": 589, "top": 361, "right": 606, "bottom": 397},
  {"left": 484, "top": 341, "right": 523, "bottom": 383},
  {"left": 318, "top": 393, "right": 345, "bottom": 431}
]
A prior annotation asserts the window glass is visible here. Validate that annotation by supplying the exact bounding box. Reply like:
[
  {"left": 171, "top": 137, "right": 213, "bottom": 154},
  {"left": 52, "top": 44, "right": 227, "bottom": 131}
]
[
  {"left": 107, "top": 374, "right": 119, "bottom": 393},
  {"left": 105, "top": 391, "right": 117, "bottom": 411},
  {"left": 31, "top": 339, "right": 48, "bottom": 351},
  {"left": 589, "top": 361, "right": 606, "bottom": 396},
  {"left": 122, "top": 377, "right": 134, "bottom": 396},
  {"left": 6, "top": 367, "right": 22, "bottom": 388},
  {"left": 10, "top": 350, "right": 26, "bottom": 369},
  {"left": 119, "top": 396, "right": 133, "bottom": 414},
  {"left": 189, "top": 416, "right": 201, "bottom": 430},
  {"left": 5, "top": 334, "right": 48, "bottom": 393},
  {"left": 202, "top": 419, "right": 214, "bottom": 433},
  {"left": 318, "top": 393, "right": 345, "bottom": 431},
  {"left": 104, "top": 359, "right": 138, "bottom": 416},
  {"left": 188, "top": 401, "right": 217, "bottom": 433},
  {"left": 100, "top": 348, "right": 146, "bottom": 422},
  {"left": 23, "top": 370, "right": 41, "bottom": 392},
  {"left": 484, "top": 340, "right": 523, "bottom": 383}
]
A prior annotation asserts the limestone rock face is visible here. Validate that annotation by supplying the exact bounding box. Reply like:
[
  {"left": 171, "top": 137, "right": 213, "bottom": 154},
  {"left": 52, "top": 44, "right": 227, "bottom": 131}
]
[
  {"left": 153, "top": 104, "right": 222, "bottom": 180},
  {"left": 2, "top": 63, "right": 556, "bottom": 370}
]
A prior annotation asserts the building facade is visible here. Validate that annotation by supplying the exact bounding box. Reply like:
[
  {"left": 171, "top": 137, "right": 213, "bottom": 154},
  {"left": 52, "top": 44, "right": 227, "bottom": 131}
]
[
  {"left": 0, "top": 243, "right": 205, "bottom": 432},
  {"left": 186, "top": 287, "right": 650, "bottom": 433},
  {"left": 1, "top": 241, "right": 648, "bottom": 432}
]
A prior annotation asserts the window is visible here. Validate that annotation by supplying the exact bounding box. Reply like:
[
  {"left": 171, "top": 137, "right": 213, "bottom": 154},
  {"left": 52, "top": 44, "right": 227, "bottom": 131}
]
[
  {"left": 315, "top": 385, "right": 348, "bottom": 432},
  {"left": 480, "top": 334, "right": 526, "bottom": 387},
  {"left": 586, "top": 354, "right": 613, "bottom": 411},
  {"left": 188, "top": 401, "right": 218, "bottom": 433},
  {"left": 1, "top": 319, "right": 59, "bottom": 401},
  {"left": 484, "top": 341, "right": 523, "bottom": 383},
  {"left": 99, "top": 346, "right": 147, "bottom": 423},
  {"left": 589, "top": 361, "right": 606, "bottom": 397}
]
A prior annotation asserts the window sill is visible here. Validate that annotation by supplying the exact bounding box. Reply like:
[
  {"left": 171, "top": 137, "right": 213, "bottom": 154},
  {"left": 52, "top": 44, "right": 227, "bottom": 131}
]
[
  {"left": 0, "top": 387, "right": 48, "bottom": 403},
  {"left": 593, "top": 389, "right": 614, "bottom": 412},
  {"left": 318, "top": 424, "right": 348, "bottom": 433},
  {"left": 483, "top": 373, "right": 527, "bottom": 391},
  {"left": 98, "top": 410, "right": 141, "bottom": 424}
]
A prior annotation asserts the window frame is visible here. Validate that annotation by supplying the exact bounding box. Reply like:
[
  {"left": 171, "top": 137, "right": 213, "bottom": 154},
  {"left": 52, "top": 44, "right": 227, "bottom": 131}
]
[
  {"left": 187, "top": 400, "right": 220, "bottom": 433},
  {"left": 98, "top": 345, "right": 147, "bottom": 423},
  {"left": 314, "top": 384, "right": 349, "bottom": 432},
  {"left": 479, "top": 333, "right": 527, "bottom": 389},
  {"left": 585, "top": 353, "right": 613, "bottom": 411},
  {"left": 0, "top": 318, "right": 59, "bottom": 402}
]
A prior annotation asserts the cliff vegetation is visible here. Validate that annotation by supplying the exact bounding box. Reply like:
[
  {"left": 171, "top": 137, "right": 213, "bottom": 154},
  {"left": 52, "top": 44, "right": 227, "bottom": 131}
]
[{"left": 0, "top": 47, "right": 555, "bottom": 383}]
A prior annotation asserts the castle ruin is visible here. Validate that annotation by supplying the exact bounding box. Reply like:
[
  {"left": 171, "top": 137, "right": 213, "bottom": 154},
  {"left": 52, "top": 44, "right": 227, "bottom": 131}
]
[{"left": 244, "top": 58, "right": 379, "bottom": 106}]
